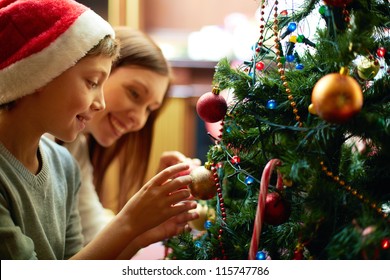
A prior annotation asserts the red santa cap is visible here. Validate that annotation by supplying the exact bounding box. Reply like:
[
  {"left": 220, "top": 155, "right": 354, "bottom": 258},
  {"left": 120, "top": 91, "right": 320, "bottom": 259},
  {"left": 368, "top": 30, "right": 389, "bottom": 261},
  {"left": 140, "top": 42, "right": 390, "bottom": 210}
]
[{"left": 0, "top": 0, "right": 115, "bottom": 105}]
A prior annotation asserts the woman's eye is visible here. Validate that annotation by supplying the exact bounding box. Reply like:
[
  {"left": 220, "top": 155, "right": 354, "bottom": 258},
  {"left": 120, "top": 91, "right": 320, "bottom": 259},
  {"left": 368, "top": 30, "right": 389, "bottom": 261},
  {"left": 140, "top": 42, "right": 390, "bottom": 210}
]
[{"left": 129, "top": 90, "right": 139, "bottom": 99}]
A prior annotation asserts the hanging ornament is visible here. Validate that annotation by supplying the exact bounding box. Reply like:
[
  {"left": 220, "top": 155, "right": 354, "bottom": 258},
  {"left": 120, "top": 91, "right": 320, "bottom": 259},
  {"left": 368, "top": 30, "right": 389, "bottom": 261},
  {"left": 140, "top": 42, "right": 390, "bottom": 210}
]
[
  {"left": 308, "top": 103, "right": 317, "bottom": 115},
  {"left": 264, "top": 192, "right": 291, "bottom": 225},
  {"left": 323, "top": 0, "right": 352, "bottom": 7},
  {"left": 189, "top": 166, "right": 217, "bottom": 200},
  {"left": 196, "top": 86, "right": 228, "bottom": 123},
  {"left": 248, "top": 159, "right": 284, "bottom": 259},
  {"left": 293, "top": 248, "right": 304, "bottom": 260},
  {"left": 292, "top": 242, "right": 309, "bottom": 259},
  {"left": 174, "top": 159, "right": 201, "bottom": 194},
  {"left": 376, "top": 47, "right": 386, "bottom": 58},
  {"left": 381, "top": 238, "right": 390, "bottom": 250},
  {"left": 188, "top": 202, "right": 215, "bottom": 231},
  {"left": 357, "top": 57, "right": 380, "bottom": 80},
  {"left": 189, "top": 203, "right": 208, "bottom": 231},
  {"left": 311, "top": 69, "right": 363, "bottom": 123}
]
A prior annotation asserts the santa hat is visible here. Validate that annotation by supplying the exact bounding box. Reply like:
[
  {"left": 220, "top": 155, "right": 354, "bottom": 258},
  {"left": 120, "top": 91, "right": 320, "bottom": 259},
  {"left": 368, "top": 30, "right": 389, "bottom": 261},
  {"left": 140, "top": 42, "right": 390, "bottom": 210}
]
[{"left": 0, "top": 0, "right": 115, "bottom": 105}]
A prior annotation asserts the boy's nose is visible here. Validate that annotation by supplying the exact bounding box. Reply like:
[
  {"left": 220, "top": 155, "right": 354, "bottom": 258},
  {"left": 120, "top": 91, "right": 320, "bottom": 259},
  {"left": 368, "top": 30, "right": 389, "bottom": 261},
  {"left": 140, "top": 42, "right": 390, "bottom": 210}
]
[{"left": 91, "top": 90, "right": 106, "bottom": 111}]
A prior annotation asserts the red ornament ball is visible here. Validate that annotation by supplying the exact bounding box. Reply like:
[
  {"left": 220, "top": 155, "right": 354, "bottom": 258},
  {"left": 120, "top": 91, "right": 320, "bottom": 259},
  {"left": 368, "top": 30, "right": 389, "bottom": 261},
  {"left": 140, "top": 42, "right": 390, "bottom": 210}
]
[
  {"left": 311, "top": 73, "right": 363, "bottom": 124},
  {"left": 293, "top": 249, "right": 304, "bottom": 260},
  {"left": 377, "top": 47, "right": 386, "bottom": 58},
  {"left": 381, "top": 238, "right": 390, "bottom": 250},
  {"left": 196, "top": 87, "right": 227, "bottom": 123},
  {"left": 264, "top": 192, "right": 291, "bottom": 225}
]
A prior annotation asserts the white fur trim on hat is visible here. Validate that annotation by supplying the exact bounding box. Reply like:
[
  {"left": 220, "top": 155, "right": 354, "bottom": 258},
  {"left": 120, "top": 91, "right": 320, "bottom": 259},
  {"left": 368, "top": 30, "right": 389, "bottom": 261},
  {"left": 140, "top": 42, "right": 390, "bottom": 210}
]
[{"left": 0, "top": 9, "right": 114, "bottom": 105}]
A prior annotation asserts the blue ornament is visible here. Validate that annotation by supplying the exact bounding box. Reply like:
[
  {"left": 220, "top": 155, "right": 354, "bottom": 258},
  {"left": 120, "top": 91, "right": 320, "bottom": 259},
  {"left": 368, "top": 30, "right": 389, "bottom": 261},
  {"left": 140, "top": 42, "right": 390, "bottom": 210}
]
[
  {"left": 296, "top": 63, "right": 304, "bottom": 70},
  {"left": 286, "top": 54, "right": 295, "bottom": 62},
  {"left": 266, "top": 99, "right": 277, "bottom": 109},
  {"left": 287, "top": 22, "right": 297, "bottom": 32},
  {"left": 194, "top": 241, "right": 202, "bottom": 248},
  {"left": 245, "top": 175, "right": 255, "bottom": 185},
  {"left": 256, "top": 251, "right": 267, "bottom": 260},
  {"left": 226, "top": 127, "right": 232, "bottom": 133},
  {"left": 204, "top": 220, "right": 213, "bottom": 229}
]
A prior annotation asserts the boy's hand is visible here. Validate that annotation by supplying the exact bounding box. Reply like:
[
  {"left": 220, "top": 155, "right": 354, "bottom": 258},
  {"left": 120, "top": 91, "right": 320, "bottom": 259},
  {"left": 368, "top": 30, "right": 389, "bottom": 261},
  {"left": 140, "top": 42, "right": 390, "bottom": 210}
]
[{"left": 119, "top": 163, "right": 197, "bottom": 238}]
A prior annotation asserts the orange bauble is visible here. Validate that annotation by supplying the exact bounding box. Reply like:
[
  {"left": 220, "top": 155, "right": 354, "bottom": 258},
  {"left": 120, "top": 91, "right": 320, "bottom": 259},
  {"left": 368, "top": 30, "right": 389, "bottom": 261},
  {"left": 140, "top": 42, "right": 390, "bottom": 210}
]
[{"left": 311, "top": 73, "right": 363, "bottom": 124}]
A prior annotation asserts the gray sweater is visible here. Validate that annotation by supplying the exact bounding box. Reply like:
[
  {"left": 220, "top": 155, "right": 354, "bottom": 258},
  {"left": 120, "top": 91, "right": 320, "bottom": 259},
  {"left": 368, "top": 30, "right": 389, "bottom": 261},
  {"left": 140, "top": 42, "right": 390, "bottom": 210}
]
[{"left": 0, "top": 136, "right": 83, "bottom": 259}]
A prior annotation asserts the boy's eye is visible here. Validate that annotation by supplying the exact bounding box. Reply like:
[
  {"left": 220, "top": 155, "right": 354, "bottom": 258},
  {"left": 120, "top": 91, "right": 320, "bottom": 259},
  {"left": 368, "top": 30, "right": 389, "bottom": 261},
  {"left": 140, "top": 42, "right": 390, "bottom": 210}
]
[{"left": 88, "top": 80, "right": 98, "bottom": 89}]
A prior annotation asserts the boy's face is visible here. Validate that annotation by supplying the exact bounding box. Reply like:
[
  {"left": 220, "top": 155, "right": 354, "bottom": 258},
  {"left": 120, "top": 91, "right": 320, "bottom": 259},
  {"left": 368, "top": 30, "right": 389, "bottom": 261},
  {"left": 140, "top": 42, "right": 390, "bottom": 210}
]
[{"left": 36, "top": 55, "right": 112, "bottom": 142}]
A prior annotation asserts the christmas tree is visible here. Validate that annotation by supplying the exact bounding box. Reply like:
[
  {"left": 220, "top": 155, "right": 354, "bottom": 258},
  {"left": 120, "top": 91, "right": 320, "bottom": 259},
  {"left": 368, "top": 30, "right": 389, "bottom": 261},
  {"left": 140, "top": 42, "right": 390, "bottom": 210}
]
[{"left": 167, "top": 0, "right": 390, "bottom": 260}]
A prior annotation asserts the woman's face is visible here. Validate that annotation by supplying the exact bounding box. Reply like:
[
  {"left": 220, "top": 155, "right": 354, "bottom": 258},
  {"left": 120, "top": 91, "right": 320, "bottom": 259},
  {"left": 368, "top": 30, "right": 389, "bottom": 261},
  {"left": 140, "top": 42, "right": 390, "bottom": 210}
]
[{"left": 85, "top": 65, "right": 169, "bottom": 147}]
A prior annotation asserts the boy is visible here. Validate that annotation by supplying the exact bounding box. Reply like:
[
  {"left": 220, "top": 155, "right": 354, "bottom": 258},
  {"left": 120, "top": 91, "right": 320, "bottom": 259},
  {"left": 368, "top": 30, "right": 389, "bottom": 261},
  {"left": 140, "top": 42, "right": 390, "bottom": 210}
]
[{"left": 0, "top": 0, "right": 196, "bottom": 260}]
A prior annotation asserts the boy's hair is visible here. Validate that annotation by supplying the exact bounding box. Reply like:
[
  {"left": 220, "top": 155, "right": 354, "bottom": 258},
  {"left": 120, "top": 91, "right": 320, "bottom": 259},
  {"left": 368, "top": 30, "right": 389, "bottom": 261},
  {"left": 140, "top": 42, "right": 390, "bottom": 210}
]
[
  {"left": 0, "top": 0, "right": 115, "bottom": 106},
  {"left": 86, "top": 35, "right": 119, "bottom": 59}
]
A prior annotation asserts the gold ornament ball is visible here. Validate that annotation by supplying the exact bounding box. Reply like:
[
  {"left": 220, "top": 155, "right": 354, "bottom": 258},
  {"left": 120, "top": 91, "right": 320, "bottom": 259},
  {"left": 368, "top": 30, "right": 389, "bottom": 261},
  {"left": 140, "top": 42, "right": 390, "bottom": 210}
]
[
  {"left": 357, "top": 57, "right": 380, "bottom": 80},
  {"left": 308, "top": 103, "right": 317, "bottom": 115},
  {"left": 188, "top": 202, "right": 216, "bottom": 231},
  {"left": 189, "top": 166, "right": 217, "bottom": 200},
  {"left": 311, "top": 73, "right": 363, "bottom": 124},
  {"left": 189, "top": 203, "right": 208, "bottom": 231}
]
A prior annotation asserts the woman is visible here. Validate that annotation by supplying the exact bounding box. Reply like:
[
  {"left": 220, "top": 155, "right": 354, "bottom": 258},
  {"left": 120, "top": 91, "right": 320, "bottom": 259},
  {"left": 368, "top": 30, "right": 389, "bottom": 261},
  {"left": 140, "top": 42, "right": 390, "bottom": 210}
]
[{"left": 63, "top": 26, "right": 200, "bottom": 248}]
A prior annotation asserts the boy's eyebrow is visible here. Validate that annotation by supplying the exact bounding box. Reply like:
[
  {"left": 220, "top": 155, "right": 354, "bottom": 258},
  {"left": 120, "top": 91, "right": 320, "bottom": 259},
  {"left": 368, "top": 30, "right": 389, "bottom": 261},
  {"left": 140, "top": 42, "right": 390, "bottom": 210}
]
[{"left": 89, "top": 68, "right": 110, "bottom": 79}]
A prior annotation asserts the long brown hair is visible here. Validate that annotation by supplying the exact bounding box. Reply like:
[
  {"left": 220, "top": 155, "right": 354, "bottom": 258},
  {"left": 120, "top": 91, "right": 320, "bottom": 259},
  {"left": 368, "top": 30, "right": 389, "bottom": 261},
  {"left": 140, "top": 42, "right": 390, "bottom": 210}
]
[{"left": 89, "top": 27, "right": 172, "bottom": 212}]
